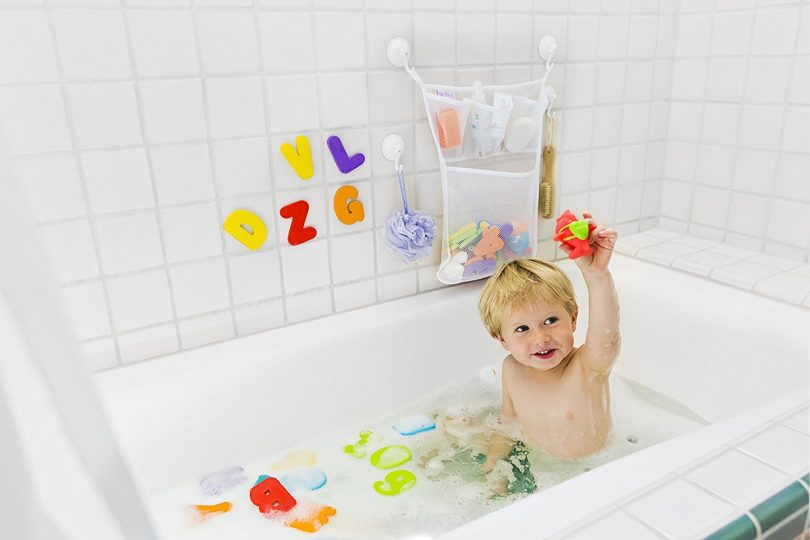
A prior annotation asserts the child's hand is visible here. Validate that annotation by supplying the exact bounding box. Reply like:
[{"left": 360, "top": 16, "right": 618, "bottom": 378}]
[{"left": 560, "top": 212, "right": 617, "bottom": 274}]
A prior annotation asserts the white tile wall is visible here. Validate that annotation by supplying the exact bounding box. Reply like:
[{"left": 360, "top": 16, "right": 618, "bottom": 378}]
[{"left": 1, "top": 0, "right": 806, "bottom": 370}]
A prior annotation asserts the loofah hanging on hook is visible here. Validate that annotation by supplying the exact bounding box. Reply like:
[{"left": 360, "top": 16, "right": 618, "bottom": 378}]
[{"left": 383, "top": 162, "right": 437, "bottom": 263}]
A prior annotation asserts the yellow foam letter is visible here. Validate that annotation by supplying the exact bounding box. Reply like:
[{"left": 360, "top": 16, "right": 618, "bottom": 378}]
[
  {"left": 333, "top": 185, "right": 364, "bottom": 225},
  {"left": 223, "top": 210, "right": 267, "bottom": 251},
  {"left": 280, "top": 135, "right": 314, "bottom": 180}
]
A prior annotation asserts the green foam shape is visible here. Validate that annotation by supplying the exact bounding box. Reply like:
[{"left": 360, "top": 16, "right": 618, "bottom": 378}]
[
  {"left": 569, "top": 220, "right": 589, "bottom": 240},
  {"left": 373, "top": 470, "right": 417, "bottom": 496},
  {"left": 369, "top": 445, "right": 412, "bottom": 470}
]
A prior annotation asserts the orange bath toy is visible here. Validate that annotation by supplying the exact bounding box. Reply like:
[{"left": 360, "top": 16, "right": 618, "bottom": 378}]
[{"left": 288, "top": 504, "right": 337, "bottom": 533}]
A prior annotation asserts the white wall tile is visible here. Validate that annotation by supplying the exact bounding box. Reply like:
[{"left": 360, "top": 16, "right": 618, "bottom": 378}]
[
  {"left": 685, "top": 449, "right": 789, "bottom": 507},
  {"left": 150, "top": 144, "right": 215, "bottom": 205},
  {"left": 727, "top": 193, "right": 770, "bottom": 238},
  {"left": 0, "top": 10, "right": 58, "bottom": 84},
  {"left": 228, "top": 250, "right": 283, "bottom": 305},
  {"left": 705, "top": 58, "right": 746, "bottom": 102},
  {"left": 119, "top": 324, "right": 178, "bottom": 364},
  {"left": 318, "top": 72, "right": 368, "bottom": 129},
  {"left": 95, "top": 211, "right": 164, "bottom": 274},
  {"left": 206, "top": 77, "right": 265, "bottom": 139},
  {"left": 329, "top": 231, "right": 375, "bottom": 284},
  {"left": 81, "top": 148, "right": 154, "bottom": 214},
  {"left": 598, "top": 17, "right": 630, "bottom": 60},
  {"left": 15, "top": 154, "right": 85, "bottom": 222},
  {"left": 497, "top": 13, "right": 532, "bottom": 63},
  {"left": 711, "top": 10, "right": 753, "bottom": 56},
  {"left": 377, "top": 270, "right": 417, "bottom": 301},
  {"left": 179, "top": 311, "right": 234, "bottom": 349},
  {"left": 213, "top": 138, "right": 272, "bottom": 198},
  {"left": 695, "top": 146, "right": 734, "bottom": 188},
  {"left": 0, "top": 85, "right": 71, "bottom": 154},
  {"left": 68, "top": 82, "right": 142, "bottom": 149},
  {"left": 266, "top": 75, "right": 320, "bottom": 134},
  {"left": 739, "top": 105, "right": 782, "bottom": 150},
  {"left": 107, "top": 269, "right": 173, "bottom": 331},
  {"left": 285, "top": 288, "right": 332, "bottom": 323},
  {"left": 781, "top": 108, "right": 810, "bottom": 153},
  {"left": 128, "top": 9, "right": 198, "bottom": 78},
  {"left": 234, "top": 298, "right": 285, "bottom": 335},
  {"left": 80, "top": 338, "right": 117, "bottom": 372},
  {"left": 751, "top": 7, "right": 800, "bottom": 55},
  {"left": 413, "top": 13, "right": 455, "bottom": 67},
  {"left": 197, "top": 10, "right": 259, "bottom": 74},
  {"left": 40, "top": 220, "right": 99, "bottom": 283},
  {"left": 333, "top": 279, "right": 376, "bottom": 312},
  {"left": 767, "top": 200, "right": 810, "bottom": 248},
  {"left": 260, "top": 11, "right": 314, "bottom": 73},
  {"left": 170, "top": 259, "right": 230, "bottom": 318},
  {"left": 738, "top": 425, "right": 810, "bottom": 475},
  {"left": 746, "top": 58, "right": 790, "bottom": 103},
  {"left": 160, "top": 203, "right": 222, "bottom": 264},
  {"left": 732, "top": 149, "right": 776, "bottom": 195},
  {"left": 140, "top": 79, "right": 207, "bottom": 144},
  {"left": 690, "top": 187, "right": 730, "bottom": 228},
  {"left": 51, "top": 9, "right": 131, "bottom": 80},
  {"left": 280, "top": 239, "right": 331, "bottom": 294},
  {"left": 314, "top": 12, "right": 365, "bottom": 70},
  {"left": 61, "top": 281, "right": 110, "bottom": 339}
]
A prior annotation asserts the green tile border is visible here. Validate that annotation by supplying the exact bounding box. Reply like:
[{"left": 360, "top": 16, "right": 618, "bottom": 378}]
[
  {"left": 751, "top": 481, "right": 809, "bottom": 533},
  {"left": 704, "top": 514, "right": 758, "bottom": 540}
]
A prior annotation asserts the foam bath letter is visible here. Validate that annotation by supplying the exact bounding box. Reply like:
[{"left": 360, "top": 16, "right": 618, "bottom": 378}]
[
  {"left": 190, "top": 501, "right": 232, "bottom": 521},
  {"left": 343, "top": 430, "right": 381, "bottom": 459},
  {"left": 272, "top": 449, "right": 317, "bottom": 470},
  {"left": 288, "top": 504, "right": 337, "bottom": 533},
  {"left": 333, "top": 185, "right": 365, "bottom": 225},
  {"left": 280, "top": 468, "right": 328, "bottom": 492},
  {"left": 199, "top": 466, "right": 248, "bottom": 496},
  {"left": 250, "top": 476, "right": 297, "bottom": 513},
  {"left": 393, "top": 413, "right": 436, "bottom": 436},
  {"left": 223, "top": 210, "right": 267, "bottom": 251},
  {"left": 280, "top": 135, "right": 314, "bottom": 180},
  {"left": 370, "top": 445, "right": 412, "bottom": 469},
  {"left": 327, "top": 135, "right": 365, "bottom": 174},
  {"left": 373, "top": 470, "right": 417, "bottom": 496},
  {"left": 279, "top": 200, "right": 317, "bottom": 245}
]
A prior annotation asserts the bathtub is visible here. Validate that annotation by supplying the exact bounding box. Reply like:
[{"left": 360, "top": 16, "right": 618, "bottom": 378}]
[{"left": 94, "top": 254, "right": 809, "bottom": 539}]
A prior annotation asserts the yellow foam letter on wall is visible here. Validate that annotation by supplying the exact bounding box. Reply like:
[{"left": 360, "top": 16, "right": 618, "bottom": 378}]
[
  {"left": 333, "top": 185, "right": 364, "bottom": 225},
  {"left": 223, "top": 209, "right": 267, "bottom": 251},
  {"left": 280, "top": 135, "right": 314, "bottom": 180}
]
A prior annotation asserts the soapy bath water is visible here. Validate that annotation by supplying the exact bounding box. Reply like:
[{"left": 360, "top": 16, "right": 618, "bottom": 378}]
[{"left": 146, "top": 371, "right": 703, "bottom": 540}]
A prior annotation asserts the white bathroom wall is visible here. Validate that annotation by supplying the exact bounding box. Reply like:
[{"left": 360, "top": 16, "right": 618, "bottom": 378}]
[
  {"left": 0, "top": 0, "right": 676, "bottom": 370},
  {"left": 661, "top": 0, "right": 810, "bottom": 261}
]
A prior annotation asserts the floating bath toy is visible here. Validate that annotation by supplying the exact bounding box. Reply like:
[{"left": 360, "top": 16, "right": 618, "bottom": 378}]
[
  {"left": 393, "top": 413, "right": 436, "bottom": 436},
  {"left": 554, "top": 210, "right": 596, "bottom": 260},
  {"left": 250, "top": 476, "right": 296, "bottom": 513},
  {"left": 343, "top": 430, "right": 381, "bottom": 459},
  {"left": 373, "top": 470, "right": 417, "bottom": 496},
  {"left": 272, "top": 449, "right": 317, "bottom": 470},
  {"left": 288, "top": 503, "right": 337, "bottom": 533},
  {"left": 370, "top": 445, "right": 412, "bottom": 469},
  {"left": 190, "top": 501, "right": 232, "bottom": 521},
  {"left": 280, "top": 468, "right": 328, "bottom": 492},
  {"left": 199, "top": 466, "right": 248, "bottom": 496}
]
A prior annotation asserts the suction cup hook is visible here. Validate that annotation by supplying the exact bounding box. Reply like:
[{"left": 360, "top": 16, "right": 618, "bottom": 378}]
[
  {"left": 382, "top": 133, "right": 405, "bottom": 171},
  {"left": 387, "top": 37, "right": 411, "bottom": 68},
  {"left": 543, "top": 84, "right": 558, "bottom": 111},
  {"left": 538, "top": 35, "right": 558, "bottom": 63}
]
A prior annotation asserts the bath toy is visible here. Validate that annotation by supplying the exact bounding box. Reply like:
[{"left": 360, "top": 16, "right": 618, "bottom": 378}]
[
  {"left": 280, "top": 135, "right": 314, "bottom": 180},
  {"left": 370, "top": 445, "right": 412, "bottom": 469},
  {"left": 190, "top": 501, "right": 232, "bottom": 520},
  {"left": 441, "top": 251, "right": 468, "bottom": 282},
  {"left": 333, "top": 185, "right": 364, "bottom": 225},
  {"left": 464, "top": 225, "right": 504, "bottom": 267},
  {"left": 279, "top": 200, "right": 317, "bottom": 245},
  {"left": 327, "top": 135, "right": 365, "bottom": 174},
  {"left": 507, "top": 232, "right": 530, "bottom": 255},
  {"left": 393, "top": 413, "right": 436, "bottom": 436},
  {"left": 497, "top": 222, "right": 514, "bottom": 242},
  {"left": 436, "top": 108, "right": 462, "bottom": 148},
  {"left": 250, "top": 476, "right": 296, "bottom": 513},
  {"left": 280, "top": 468, "right": 328, "bottom": 492},
  {"left": 554, "top": 210, "right": 596, "bottom": 260},
  {"left": 272, "top": 449, "right": 317, "bottom": 470},
  {"left": 288, "top": 504, "right": 337, "bottom": 533},
  {"left": 511, "top": 220, "right": 528, "bottom": 235},
  {"left": 343, "top": 430, "right": 381, "bottom": 459},
  {"left": 463, "top": 258, "right": 497, "bottom": 279},
  {"left": 199, "top": 466, "right": 248, "bottom": 496},
  {"left": 223, "top": 210, "right": 267, "bottom": 251},
  {"left": 373, "top": 470, "right": 417, "bottom": 496}
]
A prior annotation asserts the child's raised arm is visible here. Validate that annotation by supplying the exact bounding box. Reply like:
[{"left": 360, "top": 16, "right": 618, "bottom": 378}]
[{"left": 560, "top": 213, "right": 620, "bottom": 374}]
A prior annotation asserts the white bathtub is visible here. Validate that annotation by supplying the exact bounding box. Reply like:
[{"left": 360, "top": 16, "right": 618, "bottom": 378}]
[{"left": 94, "top": 254, "right": 809, "bottom": 539}]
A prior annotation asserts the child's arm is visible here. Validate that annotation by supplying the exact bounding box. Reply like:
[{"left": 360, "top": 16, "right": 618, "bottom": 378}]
[
  {"left": 560, "top": 212, "right": 620, "bottom": 374},
  {"left": 501, "top": 357, "right": 516, "bottom": 418}
]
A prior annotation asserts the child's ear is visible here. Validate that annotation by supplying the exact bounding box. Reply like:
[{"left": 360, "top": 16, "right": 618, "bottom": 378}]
[
  {"left": 571, "top": 308, "right": 578, "bottom": 332},
  {"left": 494, "top": 333, "right": 510, "bottom": 351}
]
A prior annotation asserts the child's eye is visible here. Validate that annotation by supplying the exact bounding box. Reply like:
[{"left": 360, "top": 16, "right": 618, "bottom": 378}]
[
  {"left": 544, "top": 317, "right": 558, "bottom": 325},
  {"left": 515, "top": 325, "right": 529, "bottom": 333}
]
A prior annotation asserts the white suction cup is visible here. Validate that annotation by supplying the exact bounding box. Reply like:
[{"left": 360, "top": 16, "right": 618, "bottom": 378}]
[
  {"left": 387, "top": 37, "right": 411, "bottom": 68},
  {"left": 382, "top": 133, "right": 405, "bottom": 162},
  {"left": 538, "top": 35, "right": 558, "bottom": 62},
  {"left": 543, "top": 84, "right": 558, "bottom": 105}
]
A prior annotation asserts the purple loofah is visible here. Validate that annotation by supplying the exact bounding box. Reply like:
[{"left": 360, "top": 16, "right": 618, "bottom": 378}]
[{"left": 384, "top": 210, "right": 437, "bottom": 263}]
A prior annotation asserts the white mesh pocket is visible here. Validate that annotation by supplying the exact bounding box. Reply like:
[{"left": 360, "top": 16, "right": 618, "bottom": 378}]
[
  {"left": 436, "top": 161, "right": 539, "bottom": 284},
  {"left": 424, "top": 94, "right": 471, "bottom": 162},
  {"left": 504, "top": 95, "right": 545, "bottom": 154}
]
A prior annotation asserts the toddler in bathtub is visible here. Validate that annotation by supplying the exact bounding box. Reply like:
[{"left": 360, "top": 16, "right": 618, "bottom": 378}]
[{"left": 480, "top": 214, "right": 619, "bottom": 460}]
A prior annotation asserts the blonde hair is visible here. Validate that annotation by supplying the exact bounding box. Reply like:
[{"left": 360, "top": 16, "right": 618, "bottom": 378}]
[{"left": 479, "top": 259, "right": 577, "bottom": 338}]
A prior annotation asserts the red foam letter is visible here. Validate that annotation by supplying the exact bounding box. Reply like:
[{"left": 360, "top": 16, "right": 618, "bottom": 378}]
[
  {"left": 250, "top": 477, "right": 296, "bottom": 513},
  {"left": 279, "top": 200, "right": 317, "bottom": 246}
]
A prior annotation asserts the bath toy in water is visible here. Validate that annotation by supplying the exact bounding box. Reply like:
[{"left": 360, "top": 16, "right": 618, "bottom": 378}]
[
  {"left": 392, "top": 413, "right": 436, "bottom": 436},
  {"left": 373, "top": 470, "right": 417, "bottom": 496},
  {"left": 343, "top": 430, "right": 381, "bottom": 459},
  {"left": 288, "top": 503, "right": 337, "bottom": 533},
  {"left": 199, "top": 466, "right": 248, "bottom": 496},
  {"left": 250, "top": 476, "right": 296, "bottom": 513},
  {"left": 280, "top": 468, "right": 328, "bottom": 492},
  {"left": 370, "top": 445, "right": 412, "bottom": 469},
  {"left": 189, "top": 501, "right": 232, "bottom": 521},
  {"left": 554, "top": 209, "right": 596, "bottom": 260},
  {"left": 272, "top": 449, "right": 317, "bottom": 470}
]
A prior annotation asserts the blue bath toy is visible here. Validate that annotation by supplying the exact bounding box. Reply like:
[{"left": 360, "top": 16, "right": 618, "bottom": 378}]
[
  {"left": 393, "top": 413, "right": 436, "bottom": 436},
  {"left": 507, "top": 232, "right": 530, "bottom": 254},
  {"left": 280, "top": 468, "right": 328, "bottom": 492}
]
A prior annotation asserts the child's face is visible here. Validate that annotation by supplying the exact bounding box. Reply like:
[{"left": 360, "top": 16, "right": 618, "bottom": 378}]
[{"left": 497, "top": 300, "right": 577, "bottom": 372}]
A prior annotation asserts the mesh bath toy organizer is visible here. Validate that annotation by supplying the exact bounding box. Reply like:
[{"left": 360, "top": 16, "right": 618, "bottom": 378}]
[{"left": 388, "top": 37, "right": 557, "bottom": 284}]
